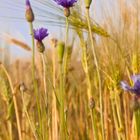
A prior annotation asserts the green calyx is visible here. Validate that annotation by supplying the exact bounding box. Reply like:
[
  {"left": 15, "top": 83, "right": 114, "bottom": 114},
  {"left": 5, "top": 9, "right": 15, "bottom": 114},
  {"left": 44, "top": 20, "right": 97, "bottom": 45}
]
[
  {"left": 84, "top": 0, "right": 92, "bottom": 9},
  {"left": 36, "top": 41, "right": 45, "bottom": 53},
  {"left": 64, "top": 8, "right": 70, "bottom": 17}
]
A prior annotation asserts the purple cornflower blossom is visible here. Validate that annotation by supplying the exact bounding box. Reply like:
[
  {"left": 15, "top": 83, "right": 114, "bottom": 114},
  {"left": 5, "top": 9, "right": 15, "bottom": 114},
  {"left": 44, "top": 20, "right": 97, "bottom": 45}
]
[
  {"left": 53, "top": 0, "right": 77, "bottom": 8},
  {"left": 120, "top": 75, "right": 140, "bottom": 97},
  {"left": 33, "top": 28, "right": 49, "bottom": 53},
  {"left": 34, "top": 28, "right": 49, "bottom": 42}
]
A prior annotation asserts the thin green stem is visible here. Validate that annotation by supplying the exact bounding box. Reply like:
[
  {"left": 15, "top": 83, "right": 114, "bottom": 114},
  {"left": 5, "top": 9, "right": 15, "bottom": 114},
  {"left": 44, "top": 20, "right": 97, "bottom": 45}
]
[
  {"left": 30, "top": 23, "right": 35, "bottom": 86},
  {"left": 41, "top": 53, "right": 49, "bottom": 140},
  {"left": 29, "top": 22, "right": 42, "bottom": 139},
  {"left": 41, "top": 53, "right": 47, "bottom": 105},
  {"left": 87, "top": 71, "right": 98, "bottom": 140},
  {"left": 65, "top": 17, "right": 69, "bottom": 45},
  {"left": 59, "top": 16, "right": 69, "bottom": 140},
  {"left": 87, "top": 75, "right": 98, "bottom": 140},
  {"left": 86, "top": 8, "right": 104, "bottom": 140},
  {"left": 133, "top": 110, "right": 140, "bottom": 140},
  {"left": 78, "top": 31, "right": 98, "bottom": 140},
  {"left": 64, "top": 17, "right": 69, "bottom": 79},
  {"left": 59, "top": 62, "right": 65, "bottom": 140},
  {"left": 64, "top": 16, "right": 69, "bottom": 140}
]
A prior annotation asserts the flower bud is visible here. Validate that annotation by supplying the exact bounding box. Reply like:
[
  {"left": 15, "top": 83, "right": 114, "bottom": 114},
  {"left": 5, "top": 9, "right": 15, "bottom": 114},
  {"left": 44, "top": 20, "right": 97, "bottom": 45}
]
[
  {"left": 57, "top": 41, "right": 65, "bottom": 63},
  {"left": 19, "top": 82, "right": 26, "bottom": 92},
  {"left": 36, "top": 41, "right": 45, "bottom": 53},
  {"left": 89, "top": 97, "right": 95, "bottom": 109},
  {"left": 64, "top": 8, "right": 70, "bottom": 17},
  {"left": 25, "top": 8, "right": 34, "bottom": 22},
  {"left": 84, "top": 0, "right": 92, "bottom": 9}
]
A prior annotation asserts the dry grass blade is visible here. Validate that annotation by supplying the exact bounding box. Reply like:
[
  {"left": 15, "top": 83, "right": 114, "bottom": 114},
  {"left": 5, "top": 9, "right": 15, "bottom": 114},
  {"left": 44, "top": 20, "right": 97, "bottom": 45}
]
[
  {"left": 9, "top": 38, "right": 31, "bottom": 51},
  {"left": 0, "top": 34, "right": 31, "bottom": 51}
]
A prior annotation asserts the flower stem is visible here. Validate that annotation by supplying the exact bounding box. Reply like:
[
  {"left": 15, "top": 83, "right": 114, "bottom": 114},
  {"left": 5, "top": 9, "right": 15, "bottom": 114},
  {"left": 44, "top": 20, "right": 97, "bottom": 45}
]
[
  {"left": 64, "top": 17, "right": 69, "bottom": 78},
  {"left": 59, "top": 61, "right": 65, "bottom": 140},
  {"left": 86, "top": 8, "right": 105, "bottom": 140},
  {"left": 78, "top": 31, "right": 98, "bottom": 140},
  {"left": 29, "top": 22, "right": 42, "bottom": 138},
  {"left": 41, "top": 53, "right": 47, "bottom": 105},
  {"left": 41, "top": 53, "right": 49, "bottom": 140},
  {"left": 133, "top": 109, "right": 140, "bottom": 139},
  {"left": 59, "top": 16, "right": 69, "bottom": 140},
  {"left": 29, "top": 22, "right": 35, "bottom": 87},
  {"left": 65, "top": 17, "right": 69, "bottom": 44}
]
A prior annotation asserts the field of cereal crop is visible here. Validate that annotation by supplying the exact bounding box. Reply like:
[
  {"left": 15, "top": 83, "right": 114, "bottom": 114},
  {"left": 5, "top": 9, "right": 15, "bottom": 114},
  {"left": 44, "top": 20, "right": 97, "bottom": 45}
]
[{"left": 0, "top": 0, "right": 140, "bottom": 140}]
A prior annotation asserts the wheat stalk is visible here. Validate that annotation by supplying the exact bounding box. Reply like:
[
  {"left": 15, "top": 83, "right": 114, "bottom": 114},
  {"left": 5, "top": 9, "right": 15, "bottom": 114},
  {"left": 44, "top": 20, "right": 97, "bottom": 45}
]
[{"left": 0, "top": 34, "right": 31, "bottom": 51}]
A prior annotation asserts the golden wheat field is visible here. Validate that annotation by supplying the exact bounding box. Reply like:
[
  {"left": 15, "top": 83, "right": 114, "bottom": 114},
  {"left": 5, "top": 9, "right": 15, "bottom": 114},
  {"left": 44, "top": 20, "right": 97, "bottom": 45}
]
[{"left": 0, "top": 0, "right": 140, "bottom": 140}]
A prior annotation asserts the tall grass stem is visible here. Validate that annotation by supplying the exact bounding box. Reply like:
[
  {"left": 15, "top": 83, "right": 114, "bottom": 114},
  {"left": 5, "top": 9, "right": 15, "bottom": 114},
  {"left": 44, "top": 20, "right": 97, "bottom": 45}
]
[
  {"left": 21, "top": 91, "right": 38, "bottom": 140},
  {"left": 52, "top": 46, "right": 58, "bottom": 140},
  {"left": 59, "top": 61, "right": 65, "bottom": 140},
  {"left": 85, "top": 8, "right": 104, "bottom": 140},
  {"left": 29, "top": 22, "right": 42, "bottom": 138},
  {"left": 79, "top": 32, "right": 99, "bottom": 140},
  {"left": 41, "top": 53, "right": 47, "bottom": 105},
  {"left": 1, "top": 64, "right": 22, "bottom": 140}
]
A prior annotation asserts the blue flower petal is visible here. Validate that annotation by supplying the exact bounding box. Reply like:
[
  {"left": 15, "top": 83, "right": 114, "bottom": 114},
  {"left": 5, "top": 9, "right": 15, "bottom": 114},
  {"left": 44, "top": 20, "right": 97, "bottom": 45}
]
[
  {"left": 26, "top": 0, "right": 31, "bottom": 7},
  {"left": 133, "top": 81, "right": 140, "bottom": 95},
  {"left": 133, "top": 80, "right": 140, "bottom": 89},
  {"left": 54, "top": 0, "right": 77, "bottom": 8},
  {"left": 34, "top": 28, "right": 49, "bottom": 41},
  {"left": 120, "top": 81, "right": 131, "bottom": 91},
  {"left": 131, "top": 75, "right": 140, "bottom": 83},
  {"left": 121, "top": 75, "right": 140, "bottom": 96}
]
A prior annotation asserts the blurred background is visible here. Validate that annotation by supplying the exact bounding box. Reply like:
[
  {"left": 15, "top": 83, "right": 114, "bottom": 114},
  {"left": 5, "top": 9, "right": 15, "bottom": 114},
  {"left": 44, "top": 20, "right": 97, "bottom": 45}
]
[{"left": 0, "top": 0, "right": 126, "bottom": 59}]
